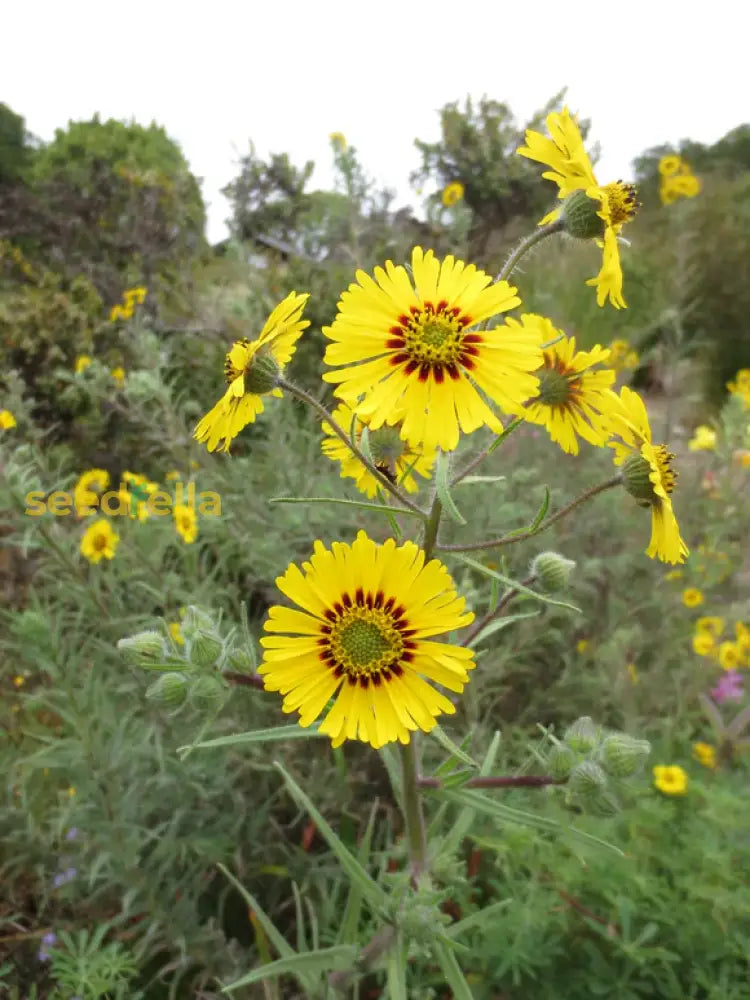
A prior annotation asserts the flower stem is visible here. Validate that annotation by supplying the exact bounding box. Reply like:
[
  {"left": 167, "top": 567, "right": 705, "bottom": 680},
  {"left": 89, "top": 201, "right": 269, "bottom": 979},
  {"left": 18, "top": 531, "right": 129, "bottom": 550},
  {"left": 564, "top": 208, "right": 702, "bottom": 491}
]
[
  {"left": 278, "top": 378, "right": 426, "bottom": 518},
  {"left": 438, "top": 474, "right": 622, "bottom": 553},
  {"left": 461, "top": 573, "right": 536, "bottom": 648},
  {"left": 418, "top": 774, "right": 564, "bottom": 789},
  {"left": 400, "top": 738, "right": 428, "bottom": 884},
  {"left": 497, "top": 219, "right": 564, "bottom": 283}
]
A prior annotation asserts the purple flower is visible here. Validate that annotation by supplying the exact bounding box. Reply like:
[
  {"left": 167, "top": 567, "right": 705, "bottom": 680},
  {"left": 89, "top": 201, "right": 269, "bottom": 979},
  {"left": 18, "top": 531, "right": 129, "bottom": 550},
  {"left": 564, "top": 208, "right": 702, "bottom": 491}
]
[
  {"left": 52, "top": 867, "right": 77, "bottom": 889},
  {"left": 38, "top": 931, "right": 56, "bottom": 962},
  {"left": 65, "top": 827, "right": 79, "bottom": 841},
  {"left": 711, "top": 670, "right": 744, "bottom": 704},
  {"left": 42, "top": 932, "right": 57, "bottom": 946}
]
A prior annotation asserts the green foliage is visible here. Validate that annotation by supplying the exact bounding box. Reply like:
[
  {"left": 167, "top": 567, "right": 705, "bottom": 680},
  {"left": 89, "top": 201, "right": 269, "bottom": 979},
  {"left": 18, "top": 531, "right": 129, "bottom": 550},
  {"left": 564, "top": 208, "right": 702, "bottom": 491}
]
[{"left": 0, "top": 102, "right": 35, "bottom": 185}]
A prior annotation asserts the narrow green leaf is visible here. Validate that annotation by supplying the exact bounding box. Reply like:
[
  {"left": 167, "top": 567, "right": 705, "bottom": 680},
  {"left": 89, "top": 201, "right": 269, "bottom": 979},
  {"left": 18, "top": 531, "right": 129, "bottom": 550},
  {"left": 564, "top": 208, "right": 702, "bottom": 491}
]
[
  {"left": 269, "top": 496, "right": 423, "bottom": 518},
  {"left": 436, "top": 451, "right": 466, "bottom": 525},
  {"left": 338, "top": 801, "right": 379, "bottom": 945},
  {"left": 386, "top": 933, "right": 408, "bottom": 1000},
  {"left": 468, "top": 610, "right": 540, "bottom": 648},
  {"left": 430, "top": 725, "right": 478, "bottom": 768},
  {"left": 358, "top": 425, "right": 376, "bottom": 468},
  {"left": 447, "top": 898, "right": 513, "bottom": 939},
  {"left": 431, "top": 941, "right": 475, "bottom": 1000},
  {"left": 177, "top": 724, "right": 328, "bottom": 753},
  {"left": 441, "top": 732, "right": 501, "bottom": 853},
  {"left": 529, "top": 485, "right": 550, "bottom": 531},
  {"left": 455, "top": 554, "right": 581, "bottom": 614},
  {"left": 487, "top": 416, "right": 523, "bottom": 455},
  {"left": 222, "top": 945, "right": 357, "bottom": 992},
  {"left": 274, "top": 763, "right": 387, "bottom": 910},
  {"left": 456, "top": 475, "right": 507, "bottom": 486}
]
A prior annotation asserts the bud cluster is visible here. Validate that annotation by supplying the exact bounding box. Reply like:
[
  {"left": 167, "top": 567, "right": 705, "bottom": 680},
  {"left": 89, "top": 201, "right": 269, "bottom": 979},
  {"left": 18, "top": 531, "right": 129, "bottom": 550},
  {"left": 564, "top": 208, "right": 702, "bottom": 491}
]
[
  {"left": 116, "top": 605, "right": 259, "bottom": 715},
  {"left": 543, "top": 716, "right": 651, "bottom": 816}
]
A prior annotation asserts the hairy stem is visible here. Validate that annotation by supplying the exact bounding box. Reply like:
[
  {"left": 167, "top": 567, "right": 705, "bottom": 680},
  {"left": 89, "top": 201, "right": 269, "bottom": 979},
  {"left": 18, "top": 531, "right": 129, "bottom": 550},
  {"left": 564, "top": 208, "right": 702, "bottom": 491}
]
[
  {"left": 497, "top": 219, "right": 564, "bottom": 283},
  {"left": 461, "top": 573, "right": 536, "bottom": 648}
]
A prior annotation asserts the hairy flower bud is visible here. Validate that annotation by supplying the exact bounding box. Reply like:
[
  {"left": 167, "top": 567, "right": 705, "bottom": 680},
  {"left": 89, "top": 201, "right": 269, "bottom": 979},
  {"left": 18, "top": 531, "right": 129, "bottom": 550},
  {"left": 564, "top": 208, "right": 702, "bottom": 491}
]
[
  {"left": 189, "top": 675, "right": 227, "bottom": 711},
  {"left": 117, "top": 630, "right": 166, "bottom": 667},
  {"left": 561, "top": 190, "right": 606, "bottom": 240},
  {"left": 146, "top": 671, "right": 188, "bottom": 708},
  {"left": 621, "top": 452, "right": 657, "bottom": 505},
  {"left": 244, "top": 352, "right": 281, "bottom": 394},
  {"left": 599, "top": 733, "right": 651, "bottom": 778},
  {"left": 531, "top": 551, "right": 576, "bottom": 593},
  {"left": 547, "top": 743, "right": 578, "bottom": 779},
  {"left": 189, "top": 632, "right": 223, "bottom": 669},
  {"left": 564, "top": 716, "right": 602, "bottom": 754},
  {"left": 180, "top": 606, "right": 216, "bottom": 640},
  {"left": 227, "top": 645, "right": 257, "bottom": 672}
]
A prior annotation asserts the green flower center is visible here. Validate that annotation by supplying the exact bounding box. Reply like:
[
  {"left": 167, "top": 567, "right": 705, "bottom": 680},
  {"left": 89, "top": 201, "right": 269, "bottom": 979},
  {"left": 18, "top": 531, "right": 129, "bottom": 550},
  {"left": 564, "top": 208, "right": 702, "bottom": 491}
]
[
  {"left": 537, "top": 366, "right": 574, "bottom": 406},
  {"left": 369, "top": 426, "right": 407, "bottom": 468},
  {"left": 329, "top": 607, "right": 404, "bottom": 679},
  {"left": 387, "top": 300, "right": 478, "bottom": 379},
  {"left": 421, "top": 320, "right": 452, "bottom": 349}
]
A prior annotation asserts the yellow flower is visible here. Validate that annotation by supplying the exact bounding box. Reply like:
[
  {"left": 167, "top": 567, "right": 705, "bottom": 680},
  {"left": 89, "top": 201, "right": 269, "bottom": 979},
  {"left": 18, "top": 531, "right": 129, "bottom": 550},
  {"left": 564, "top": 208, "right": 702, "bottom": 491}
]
[
  {"left": 511, "top": 315, "right": 618, "bottom": 454},
  {"left": 165, "top": 469, "right": 181, "bottom": 481},
  {"left": 688, "top": 425, "right": 716, "bottom": 451},
  {"left": 75, "top": 355, "right": 92, "bottom": 374},
  {"left": 727, "top": 369, "right": 750, "bottom": 409},
  {"left": 194, "top": 291, "right": 310, "bottom": 453},
  {"left": 13, "top": 675, "right": 25, "bottom": 687},
  {"left": 321, "top": 403, "right": 435, "bottom": 498},
  {"left": 626, "top": 662, "right": 639, "bottom": 684},
  {"left": 111, "top": 366, "right": 126, "bottom": 386},
  {"left": 67, "top": 786, "right": 76, "bottom": 797},
  {"left": 74, "top": 468, "right": 110, "bottom": 517},
  {"left": 664, "top": 569, "right": 683, "bottom": 581},
  {"left": 692, "top": 742, "right": 717, "bottom": 770},
  {"left": 658, "top": 155, "right": 683, "bottom": 177},
  {"left": 661, "top": 173, "right": 701, "bottom": 204},
  {"left": 653, "top": 764, "right": 688, "bottom": 795},
  {"left": 322, "top": 247, "right": 542, "bottom": 453},
  {"left": 732, "top": 449, "right": 750, "bottom": 468},
  {"left": 0, "top": 409, "right": 17, "bottom": 429},
  {"left": 109, "top": 304, "right": 125, "bottom": 322},
  {"left": 718, "top": 641, "right": 742, "bottom": 671},
  {"left": 80, "top": 519, "right": 119, "bottom": 563},
  {"left": 169, "top": 622, "right": 185, "bottom": 646},
  {"left": 576, "top": 638, "right": 589, "bottom": 653},
  {"left": 608, "top": 387, "right": 688, "bottom": 564},
  {"left": 124, "top": 286, "right": 148, "bottom": 305},
  {"left": 517, "top": 107, "right": 639, "bottom": 309},
  {"left": 258, "top": 530, "right": 476, "bottom": 749},
  {"left": 682, "top": 588, "right": 704, "bottom": 608},
  {"left": 329, "top": 131, "right": 348, "bottom": 150},
  {"left": 692, "top": 633, "right": 715, "bottom": 657},
  {"left": 696, "top": 616, "right": 724, "bottom": 637},
  {"left": 735, "top": 621, "right": 750, "bottom": 657},
  {"left": 442, "top": 181, "right": 465, "bottom": 207},
  {"left": 624, "top": 350, "right": 639, "bottom": 369},
  {"left": 174, "top": 503, "right": 197, "bottom": 544}
]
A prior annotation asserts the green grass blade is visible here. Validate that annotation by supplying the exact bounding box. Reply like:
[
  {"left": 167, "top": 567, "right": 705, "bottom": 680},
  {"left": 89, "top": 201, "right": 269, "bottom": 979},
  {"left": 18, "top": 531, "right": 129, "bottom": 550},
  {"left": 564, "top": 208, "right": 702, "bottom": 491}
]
[
  {"left": 177, "top": 725, "right": 327, "bottom": 752},
  {"left": 222, "top": 945, "right": 357, "bottom": 992}
]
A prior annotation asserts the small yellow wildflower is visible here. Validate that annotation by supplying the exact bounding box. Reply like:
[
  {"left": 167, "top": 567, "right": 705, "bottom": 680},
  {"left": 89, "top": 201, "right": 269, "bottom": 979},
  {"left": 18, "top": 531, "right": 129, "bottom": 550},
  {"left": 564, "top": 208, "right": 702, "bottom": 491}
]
[
  {"left": 174, "top": 504, "right": 197, "bottom": 544},
  {"left": 67, "top": 786, "right": 76, "bottom": 797},
  {"left": 664, "top": 569, "right": 683, "bottom": 581},
  {"left": 13, "top": 675, "right": 25, "bottom": 687},
  {"left": 692, "top": 633, "right": 715, "bottom": 657},
  {"left": 624, "top": 350, "right": 639, "bottom": 369},
  {"left": 109, "top": 304, "right": 125, "bottom": 322},
  {"left": 696, "top": 616, "right": 724, "bottom": 637},
  {"left": 111, "top": 366, "right": 126, "bottom": 386},
  {"left": 442, "top": 181, "right": 465, "bottom": 207},
  {"left": 682, "top": 588, "right": 704, "bottom": 608},
  {"left": 653, "top": 765, "right": 688, "bottom": 795},
  {"left": 658, "top": 155, "right": 683, "bottom": 178},
  {"left": 329, "top": 131, "right": 347, "bottom": 150},
  {"left": 626, "top": 662, "right": 639, "bottom": 684},
  {"left": 124, "top": 286, "right": 148, "bottom": 306},
  {"left": 718, "top": 641, "right": 741, "bottom": 671},
  {"left": 692, "top": 742, "right": 717, "bottom": 770},
  {"left": 75, "top": 355, "right": 92, "bottom": 374},
  {"left": 80, "top": 519, "right": 119, "bottom": 564},
  {"left": 688, "top": 425, "right": 717, "bottom": 451},
  {"left": 0, "top": 409, "right": 17, "bottom": 429},
  {"left": 735, "top": 621, "right": 750, "bottom": 657},
  {"left": 576, "top": 639, "right": 590, "bottom": 654},
  {"left": 165, "top": 470, "right": 181, "bottom": 481},
  {"left": 732, "top": 449, "right": 750, "bottom": 468},
  {"left": 169, "top": 622, "right": 185, "bottom": 646}
]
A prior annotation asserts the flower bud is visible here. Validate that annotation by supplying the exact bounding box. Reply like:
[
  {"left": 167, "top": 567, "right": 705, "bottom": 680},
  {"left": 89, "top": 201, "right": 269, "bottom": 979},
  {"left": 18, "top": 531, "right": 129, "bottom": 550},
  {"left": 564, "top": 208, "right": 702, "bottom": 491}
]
[
  {"left": 189, "top": 631, "right": 223, "bottom": 669},
  {"left": 180, "top": 606, "right": 216, "bottom": 640},
  {"left": 117, "top": 630, "right": 166, "bottom": 667},
  {"left": 566, "top": 760, "right": 619, "bottom": 814},
  {"left": 561, "top": 190, "right": 606, "bottom": 240},
  {"left": 547, "top": 743, "right": 578, "bottom": 779},
  {"left": 244, "top": 352, "right": 281, "bottom": 394},
  {"left": 599, "top": 733, "right": 651, "bottom": 778},
  {"left": 189, "top": 675, "right": 227, "bottom": 711},
  {"left": 531, "top": 551, "right": 576, "bottom": 593},
  {"left": 563, "top": 716, "right": 602, "bottom": 754},
  {"left": 227, "top": 645, "right": 257, "bottom": 672},
  {"left": 146, "top": 672, "right": 188, "bottom": 708}
]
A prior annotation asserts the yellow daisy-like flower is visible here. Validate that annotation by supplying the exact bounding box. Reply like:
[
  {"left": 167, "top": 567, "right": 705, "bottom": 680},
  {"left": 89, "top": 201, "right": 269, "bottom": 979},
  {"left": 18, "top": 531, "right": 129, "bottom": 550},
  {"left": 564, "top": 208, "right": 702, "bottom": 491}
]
[
  {"left": 258, "top": 531, "right": 476, "bottom": 749},
  {"left": 80, "top": 518, "right": 119, "bottom": 564},
  {"left": 692, "top": 742, "right": 717, "bottom": 770},
  {"left": 169, "top": 622, "right": 185, "bottom": 646},
  {"left": 174, "top": 504, "right": 197, "bottom": 544},
  {"left": 0, "top": 409, "right": 17, "bottom": 429},
  {"left": 111, "top": 366, "right": 126, "bottom": 386},
  {"left": 718, "top": 641, "right": 742, "bottom": 671},
  {"left": 322, "top": 247, "right": 541, "bottom": 452},
  {"left": 653, "top": 764, "right": 688, "bottom": 795},
  {"left": 109, "top": 304, "right": 125, "bottom": 322},
  {"left": 194, "top": 291, "right": 310, "bottom": 453},
  {"left": 517, "top": 107, "right": 639, "bottom": 310},
  {"left": 74, "top": 468, "right": 110, "bottom": 517},
  {"left": 576, "top": 638, "right": 589, "bottom": 654},
  {"left": 658, "top": 155, "right": 683, "bottom": 177},
  {"left": 727, "top": 369, "right": 750, "bottom": 409},
  {"left": 321, "top": 403, "right": 435, "bottom": 498},
  {"left": 608, "top": 386, "right": 688, "bottom": 564},
  {"left": 75, "top": 355, "right": 92, "bottom": 374},
  {"left": 511, "top": 315, "right": 618, "bottom": 454},
  {"left": 329, "top": 131, "right": 348, "bottom": 150},
  {"left": 692, "top": 632, "right": 715, "bottom": 657},
  {"left": 688, "top": 425, "right": 716, "bottom": 451},
  {"left": 442, "top": 181, "right": 465, "bottom": 207},
  {"left": 124, "top": 286, "right": 148, "bottom": 305},
  {"left": 696, "top": 616, "right": 724, "bottom": 637},
  {"left": 13, "top": 675, "right": 25, "bottom": 687},
  {"left": 682, "top": 588, "right": 704, "bottom": 608},
  {"left": 735, "top": 621, "right": 750, "bottom": 657}
]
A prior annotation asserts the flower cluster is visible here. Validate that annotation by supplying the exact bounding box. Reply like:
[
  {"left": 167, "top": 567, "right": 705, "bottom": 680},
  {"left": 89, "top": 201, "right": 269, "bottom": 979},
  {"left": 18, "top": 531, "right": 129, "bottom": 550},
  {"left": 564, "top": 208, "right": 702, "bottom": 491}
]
[
  {"left": 658, "top": 155, "right": 701, "bottom": 205},
  {"left": 608, "top": 338, "right": 639, "bottom": 374},
  {"left": 74, "top": 354, "right": 126, "bottom": 384},
  {"left": 692, "top": 615, "right": 750, "bottom": 671},
  {"left": 109, "top": 286, "right": 147, "bottom": 322}
]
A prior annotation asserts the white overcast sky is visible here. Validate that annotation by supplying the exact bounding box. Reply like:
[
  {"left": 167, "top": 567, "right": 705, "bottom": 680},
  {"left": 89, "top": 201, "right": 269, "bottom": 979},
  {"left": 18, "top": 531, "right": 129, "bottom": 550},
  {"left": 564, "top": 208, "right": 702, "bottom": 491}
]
[{"left": 4, "top": 1, "right": 747, "bottom": 243}]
